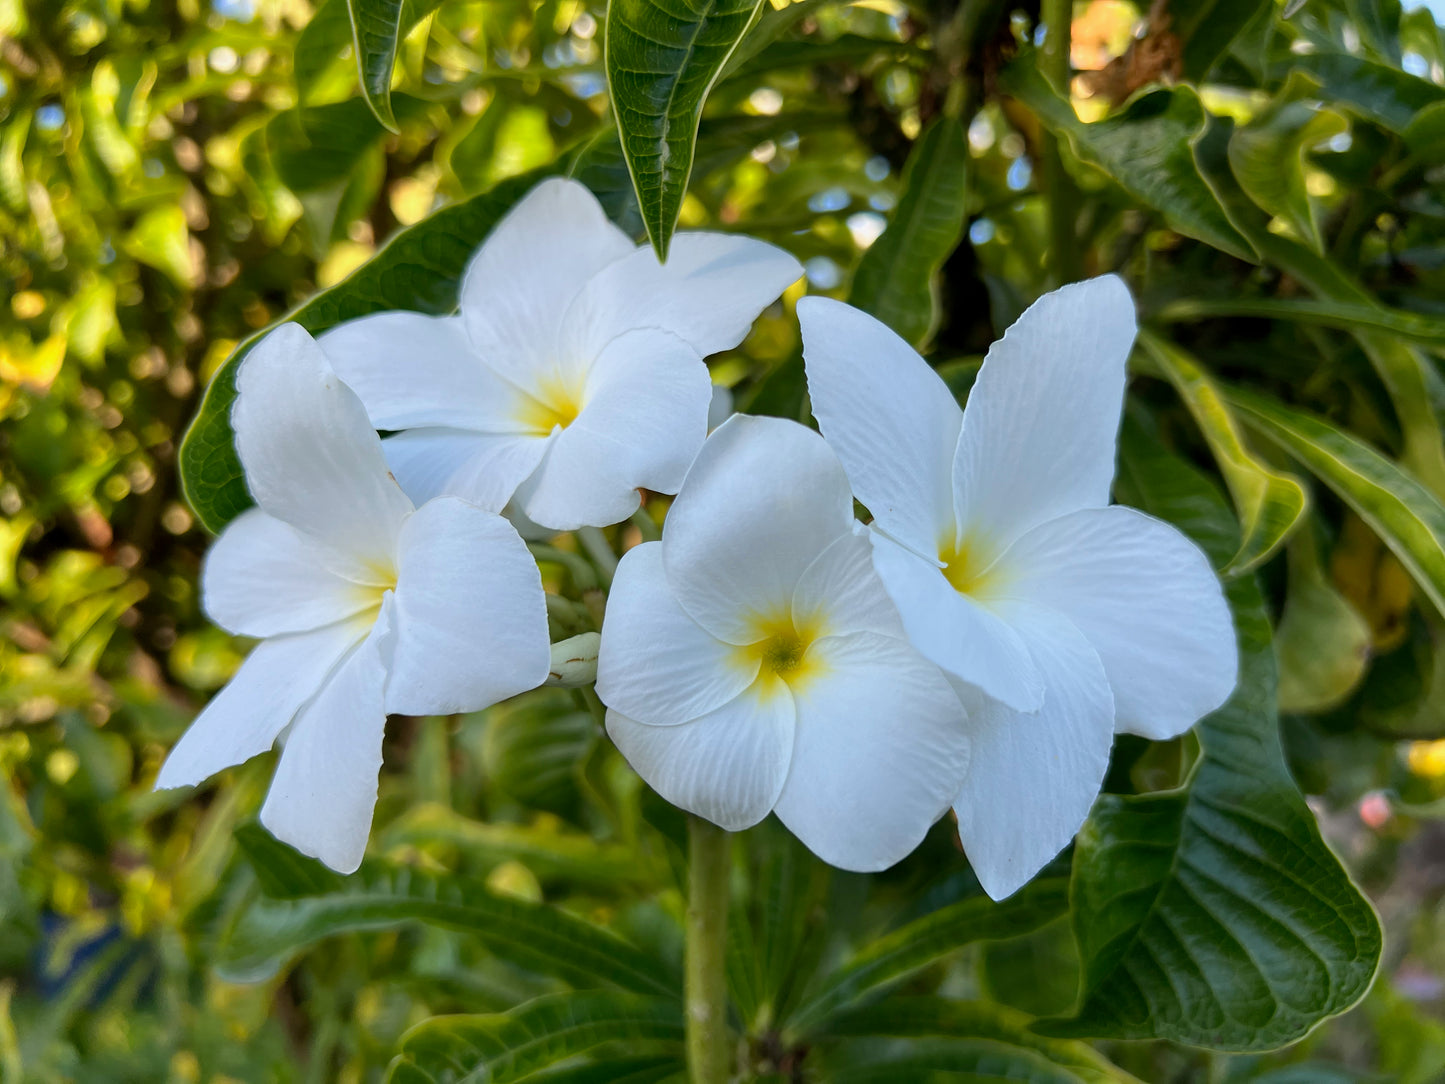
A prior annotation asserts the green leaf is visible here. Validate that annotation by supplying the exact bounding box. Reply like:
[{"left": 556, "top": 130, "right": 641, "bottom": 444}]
[
  {"left": 1140, "top": 332, "right": 1307, "bottom": 574},
  {"left": 295, "top": 0, "right": 353, "bottom": 102},
  {"left": 789, "top": 879, "right": 1068, "bottom": 1033},
  {"left": 606, "top": 0, "right": 765, "bottom": 258},
  {"left": 347, "top": 0, "right": 405, "bottom": 130},
  {"left": 1275, "top": 531, "right": 1373, "bottom": 715},
  {"left": 848, "top": 115, "right": 968, "bottom": 349},
  {"left": 1154, "top": 295, "right": 1445, "bottom": 349},
  {"left": 1173, "top": 0, "right": 1273, "bottom": 80},
  {"left": 234, "top": 823, "right": 345, "bottom": 899},
  {"left": 483, "top": 690, "right": 599, "bottom": 818},
  {"left": 386, "top": 992, "right": 684, "bottom": 1083},
  {"left": 1000, "top": 61, "right": 1256, "bottom": 262},
  {"left": 217, "top": 863, "right": 681, "bottom": 997},
  {"left": 1038, "top": 416, "right": 1381, "bottom": 1050},
  {"left": 811, "top": 998, "right": 1139, "bottom": 1084},
  {"left": 1227, "top": 74, "right": 1347, "bottom": 253},
  {"left": 1229, "top": 389, "right": 1445, "bottom": 621},
  {"left": 1290, "top": 51, "right": 1445, "bottom": 134},
  {"left": 123, "top": 204, "right": 194, "bottom": 288}
]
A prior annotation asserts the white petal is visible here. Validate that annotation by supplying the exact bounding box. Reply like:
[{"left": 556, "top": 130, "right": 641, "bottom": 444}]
[
  {"left": 952, "top": 604, "right": 1115, "bottom": 901},
  {"left": 871, "top": 532, "right": 1043, "bottom": 711},
  {"left": 318, "top": 313, "right": 528, "bottom": 432},
  {"left": 459, "top": 178, "right": 635, "bottom": 387},
  {"left": 953, "top": 275, "right": 1137, "bottom": 550},
  {"left": 202, "top": 509, "right": 381, "bottom": 638},
  {"left": 663, "top": 415, "right": 855, "bottom": 643},
  {"left": 775, "top": 631, "right": 968, "bottom": 872},
  {"left": 596, "top": 542, "right": 759, "bottom": 725},
  {"left": 511, "top": 329, "right": 711, "bottom": 531},
  {"left": 154, "top": 620, "right": 363, "bottom": 790},
  {"left": 382, "top": 427, "right": 549, "bottom": 511},
  {"left": 606, "top": 692, "right": 794, "bottom": 831},
  {"left": 260, "top": 597, "right": 396, "bottom": 873},
  {"left": 387, "top": 497, "right": 550, "bottom": 715},
  {"left": 800, "top": 297, "right": 962, "bottom": 554},
  {"left": 792, "top": 529, "right": 906, "bottom": 639},
  {"left": 983, "top": 506, "right": 1238, "bottom": 740},
  {"left": 561, "top": 231, "right": 802, "bottom": 362},
  {"left": 233, "top": 323, "right": 413, "bottom": 561}
]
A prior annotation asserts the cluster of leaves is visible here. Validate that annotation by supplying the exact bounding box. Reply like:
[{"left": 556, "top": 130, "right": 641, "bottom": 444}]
[{"left": 8, "top": 0, "right": 1445, "bottom": 1077}]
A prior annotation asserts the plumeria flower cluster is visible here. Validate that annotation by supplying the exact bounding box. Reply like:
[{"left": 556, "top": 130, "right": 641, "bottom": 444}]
[{"left": 162, "top": 177, "right": 1238, "bottom": 893}]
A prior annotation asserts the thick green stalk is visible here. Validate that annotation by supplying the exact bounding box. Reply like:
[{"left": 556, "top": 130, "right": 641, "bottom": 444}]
[
  {"left": 685, "top": 816, "right": 731, "bottom": 1084},
  {"left": 1039, "top": 0, "right": 1079, "bottom": 285}
]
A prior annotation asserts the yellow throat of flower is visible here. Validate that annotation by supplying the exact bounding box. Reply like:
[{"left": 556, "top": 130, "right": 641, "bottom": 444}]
[
  {"left": 938, "top": 533, "right": 1002, "bottom": 597},
  {"left": 516, "top": 373, "right": 585, "bottom": 436},
  {"left": 733, "top": 609, "right": 828, "bottom": 699}
]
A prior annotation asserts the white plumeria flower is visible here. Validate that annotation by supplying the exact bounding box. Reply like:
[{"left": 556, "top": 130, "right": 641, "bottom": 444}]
[
  {"left": 799, "top": 277, "right": 1238, "bottom": 900},
  {"left": 318, "top": 178, "right": 802, "bottom": 533},
  {"left": 595, "top": 414, "right": 970, "bottom": 872},
  {"left": 156, "top": 323, "right": 550, "bottom": 872}
]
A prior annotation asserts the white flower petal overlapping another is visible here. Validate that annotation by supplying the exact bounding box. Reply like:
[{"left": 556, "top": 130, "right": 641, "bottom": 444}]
[
  {"left": 800, "top": 276, "right": 1239, "bottom": 899},
  {"left": 595, "top": 415, "right": 971, "bottom": 872},
  {"left": 156, "top": 324, "right": 550, "bottom": 872},
  {"left": 318, "top": 177, "right": 803, "bottom": 533}
]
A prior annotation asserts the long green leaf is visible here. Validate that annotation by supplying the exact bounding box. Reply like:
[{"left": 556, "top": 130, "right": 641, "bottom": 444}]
[
  {"left": 1290, "top": 51, "right": 1445, "bottom": 134},
  {"left": 386, "top": 992, "right": 684, "bottom": 1083},
  {"left": 789, "top": 879, "right": 1068, "bottom": 1033},
  {"left": 1155, "top": 295, "right": 1445, "bottom": 349},
  {"left": 216, "top": 863, "right": 681, "bottom": 997},
  {"left": 234, "top": 823, "right": 345, "bottom": 899},
  {"left": 1141, "top": 332, "right": 1307, "bottom": 574},
  {"left": 1229, "top": 389, "right": 1445, "bottom": 620},
  {"left": 606, "top": 0, "right": 764, "bottom": 258},
  {"left": 848, "top": 115, "right": 968, "bottom": 349},
  {"left": 1038, "top": 417, "right": 1381, "bottom": 1050},
  {"left": 1000, "top": 61, "right": 1256, "bottom": 262}
]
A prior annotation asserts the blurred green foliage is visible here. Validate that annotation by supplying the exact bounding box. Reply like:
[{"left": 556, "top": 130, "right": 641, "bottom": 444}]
[{"left": 7, "top": 0, "right": 1445, "bottom": 1078}]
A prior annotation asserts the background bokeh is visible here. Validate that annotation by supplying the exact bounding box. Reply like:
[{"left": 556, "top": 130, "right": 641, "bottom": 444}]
[{"left": 5, "top": 0, "right": 1445, "bottom": 1078}]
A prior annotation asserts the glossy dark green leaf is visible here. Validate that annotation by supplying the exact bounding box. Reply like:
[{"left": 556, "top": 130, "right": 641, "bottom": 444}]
[
  {"left": 811, "top": 999, "right": 1138, "bottom": 1084},
  {"left": 385, "top": 992, "right": 684, "bottom": 1083},
  {"left": 1038, "top": 417, "right": 1380, "bottom": 1050},
  {"left": 1000, "top": 60, "right": 1256, "bottom": 262},
  {"left": 217, "top": 863, "right": 681, "bottom": 996},
  {"left": 1230, "top": 389, "right": 1445, "bottom": 620},
  {"left": 1290, "top": 51, "right": 1445, "bottom": 134},
  {"left": 1141, "top": 332, "right": 1307, "bottom": 574},
  {"left": 606, "top": 0, "right": 765, "bottom": 258},
  {"left": 789, "top": 879, "right": 1068, "bottom": 1033},
  {"left": 234, "top": 823, "right": 344, "bottom": 899},
  {"left": 1174, "top": 0, "right": 1273, "bottom": 79},
  {"left": 848, "top": 115, "right": 968, "bottom": 349}
]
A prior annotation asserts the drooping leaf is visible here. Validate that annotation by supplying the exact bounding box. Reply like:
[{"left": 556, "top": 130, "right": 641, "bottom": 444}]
[
  {"left": 1229, "top": 389, "right": 1445, "bottom": 621},
  {"left": 606, "top": 0, "right": 765, "bottom": 258},
  {"left": 1275, "top": 531, "right": 1373, "bottom": 715},
  {"left": 811, "top": 998, "right": 1139, "bottom": 1084},
  {"left": 848, "top": 115, "right": 968, "bottom": 349},
  {"left": 1141, "top": 331, "right": 1307, "bottom": 574},
  {"left": 346, "top": 0, "right": 406, "bottom": 130},
  {"left": 385, "top": 992, "right": 684, "bottom": 1083},
  {"left": 1227, "top": 74, "right": 1347, "bottom": 253},
  {"left": 217, "top": 863, "right": 681, "bottom": 996},
  {"left": 789, "top": 878, "right": 1068, "bottom": 1033},
  {"left": 1038, "top": 415, "right": 1381, "bottom": 1050},
  {"left": 1290, "top": 51, "right": 1445, "bottom": 134},
  {"left": 1000, "top": 60, "right": 1256, "bottom": 262}
]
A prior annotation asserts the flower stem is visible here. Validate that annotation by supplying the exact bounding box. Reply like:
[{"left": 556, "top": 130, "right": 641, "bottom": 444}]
[
  {"left": 577, "top": 525, "right": 618, "bottom": 586},
  {"left": 1040, "top": 0, "right": 1079, "bottom": 286},
  {"left": 685, "top": 815, "right": 731, "bottom": 1084}
]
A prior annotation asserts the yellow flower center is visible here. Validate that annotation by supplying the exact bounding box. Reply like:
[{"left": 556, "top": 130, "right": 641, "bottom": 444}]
[
  {"left": 515, "top": 373, "right": 585, "bottom": 436},
  {"left": 938, "top": 533, "right": 1004, "bottom": 597},
  {"left": 733, "top": 609, "right": 829, "bottom": 699},
  {"left": 349, "top": 560, "right": 399, "bottom": 620}
]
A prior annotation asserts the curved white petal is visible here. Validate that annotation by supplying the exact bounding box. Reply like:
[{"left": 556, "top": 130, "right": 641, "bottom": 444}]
[
  {"left": 792, "top": 529, "right": 906, "bottom": 639},
  {"left": 871, "top": 532, "right": 1043, "bottom": 711},
  {"left": 259, "top": 597, "right": 397, "bottom": 873},
  {"left": 775, "top": 631, "right": 968, "bottom": 872},
  {"left": 663, "top": 415, "right": 855, "bottom": 644},
  {"left": 318, "top": 312, "right": 529, "bottom": 432},
  {"left": 155, "top": 620, "right": 364, "bottom": 790},
  {"left": 800, "top": 297, "right": 962, "bottom": 554},
  {"left": 953, "top": 275, "right": 1136, "bottom": 550},
  {"left": 606, "top": 691, "right": 795, "bottom": 831},
  {"left": 512, "top": 329, "right": 711, "bottom": 531},
  {"left": 460, "top": 178, "right": 635, "bottom": 387},
  {"left": 562, "top": 231, "right": 802, "bottom": 362},
  {"left": 596, "top": 542, "right": 759, "bottom": 726},
  {"left": 233, "top": 323, "right": 413, "bottom": 562},
  {"left": 387, "top": 497, "right": 550, "bottom": 715},
  {"left": 203, "top": 509, "right": 382, "bottom": 638},
  {"left": 382, "top": 427, "right": 549, "bottom": 511},
  {"left": 983, "top": 506, "right": 1238, "bottom": 740},
  {"left": 952, "top": 604, "right": 1114, "bottom": 901}
]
